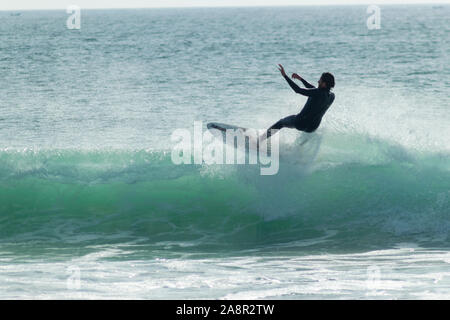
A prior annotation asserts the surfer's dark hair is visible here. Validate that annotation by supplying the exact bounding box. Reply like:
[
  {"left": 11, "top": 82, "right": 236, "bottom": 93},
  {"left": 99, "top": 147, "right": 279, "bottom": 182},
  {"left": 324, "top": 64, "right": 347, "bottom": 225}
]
[{"left": 321, "top": 72, "right": 335, "bottom": 89}]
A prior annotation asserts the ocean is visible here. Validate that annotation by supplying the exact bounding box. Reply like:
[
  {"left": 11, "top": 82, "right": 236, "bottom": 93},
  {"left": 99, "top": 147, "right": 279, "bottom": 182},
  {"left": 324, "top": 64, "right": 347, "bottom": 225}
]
[{"left": 0, "top": 5, "right": 449, "bottom": 299}]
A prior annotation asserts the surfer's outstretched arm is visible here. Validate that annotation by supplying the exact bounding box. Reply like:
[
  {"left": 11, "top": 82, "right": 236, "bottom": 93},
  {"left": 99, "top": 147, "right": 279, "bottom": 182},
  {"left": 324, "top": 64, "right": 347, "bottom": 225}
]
[
  {"left": 300, "top": 78, "right": 315, "bottom": 89},
  {"left": 292, "top": 73, "right": 316, "bottom": 89},
  {"left": 283, "top": 75, "right": 319, "bottom": 97},
  {"left": 278, "top": 64, "right": 318, "bottom": 96}
]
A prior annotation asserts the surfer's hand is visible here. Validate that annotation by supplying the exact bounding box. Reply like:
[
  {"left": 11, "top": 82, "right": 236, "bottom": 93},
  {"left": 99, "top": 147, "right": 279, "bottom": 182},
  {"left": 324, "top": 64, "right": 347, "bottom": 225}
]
[
  {"left": 278, "top": 64, "right": 286, "bottom": 77},
  {"left": 292, "top": 73, "right": 302, "bottom": 81}
]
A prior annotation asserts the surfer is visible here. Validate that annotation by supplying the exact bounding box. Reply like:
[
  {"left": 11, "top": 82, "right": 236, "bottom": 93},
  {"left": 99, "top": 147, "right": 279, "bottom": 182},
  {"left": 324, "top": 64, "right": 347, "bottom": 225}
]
[{"left": 262, "top": 64, "right": 335, "bottom": 140}]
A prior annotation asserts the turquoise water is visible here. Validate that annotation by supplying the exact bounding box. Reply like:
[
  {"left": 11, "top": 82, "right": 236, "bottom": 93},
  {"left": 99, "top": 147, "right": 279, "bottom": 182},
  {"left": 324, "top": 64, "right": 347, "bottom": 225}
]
[{"left": 0, "top": 5, "right": 449, "bottom": 299}]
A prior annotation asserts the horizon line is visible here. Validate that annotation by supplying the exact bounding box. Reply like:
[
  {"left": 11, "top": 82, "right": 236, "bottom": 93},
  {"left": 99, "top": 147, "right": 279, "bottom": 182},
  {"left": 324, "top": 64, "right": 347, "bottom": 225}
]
[{"left": 1, "top": 2, "right": 448, "bottom": 12}]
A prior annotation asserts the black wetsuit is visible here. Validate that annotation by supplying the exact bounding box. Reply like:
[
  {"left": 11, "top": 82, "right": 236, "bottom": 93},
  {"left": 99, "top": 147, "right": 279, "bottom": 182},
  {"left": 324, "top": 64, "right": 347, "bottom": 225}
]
[{"left": 266, "top": 75, "right": 335, "bottom": 137}]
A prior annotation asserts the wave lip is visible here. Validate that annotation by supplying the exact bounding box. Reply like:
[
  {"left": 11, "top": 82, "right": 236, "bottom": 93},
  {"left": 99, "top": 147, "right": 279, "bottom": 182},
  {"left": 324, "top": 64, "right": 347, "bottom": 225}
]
[{"left": 0, "top": 133, "right": 449, "bottom": 251}]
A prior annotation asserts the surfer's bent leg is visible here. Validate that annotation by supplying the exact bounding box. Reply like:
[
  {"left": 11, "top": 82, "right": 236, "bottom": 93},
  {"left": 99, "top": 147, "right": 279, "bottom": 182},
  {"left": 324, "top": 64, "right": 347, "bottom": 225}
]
[{"left": 263, "top": 115, "right": 297, "bottom": 140}]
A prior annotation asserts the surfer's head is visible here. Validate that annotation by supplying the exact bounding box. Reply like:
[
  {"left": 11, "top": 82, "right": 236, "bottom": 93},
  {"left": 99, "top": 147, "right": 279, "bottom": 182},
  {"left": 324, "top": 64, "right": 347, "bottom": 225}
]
[{"left": 318, "top": 72, "right": 335, "bottom": 90}]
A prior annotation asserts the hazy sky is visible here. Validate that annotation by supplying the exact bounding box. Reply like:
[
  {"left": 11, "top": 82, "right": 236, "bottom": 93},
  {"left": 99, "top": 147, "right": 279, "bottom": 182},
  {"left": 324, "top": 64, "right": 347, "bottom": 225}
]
[{"left": 1, "top": 0, "right": 449, "bottom": 11}]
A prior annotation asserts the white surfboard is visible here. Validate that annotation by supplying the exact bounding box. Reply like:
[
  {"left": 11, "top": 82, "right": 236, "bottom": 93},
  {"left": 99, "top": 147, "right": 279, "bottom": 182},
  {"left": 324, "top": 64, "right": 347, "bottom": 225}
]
[
  {"left": 207, "top": 122, "right": 261, "bottom": 151},
  {"left": 207, "top": 122, "right": 248, "bottom": 133}
]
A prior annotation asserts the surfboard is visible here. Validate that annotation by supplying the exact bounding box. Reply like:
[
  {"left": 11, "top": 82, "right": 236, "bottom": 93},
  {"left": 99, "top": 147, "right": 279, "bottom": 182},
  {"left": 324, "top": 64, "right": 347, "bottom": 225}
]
[
  {"left": 207, "top": 122, "right": 261, "bottom": 151},
  {"left": 207, "top": 122, "right": 248, "bottom": 133}
]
